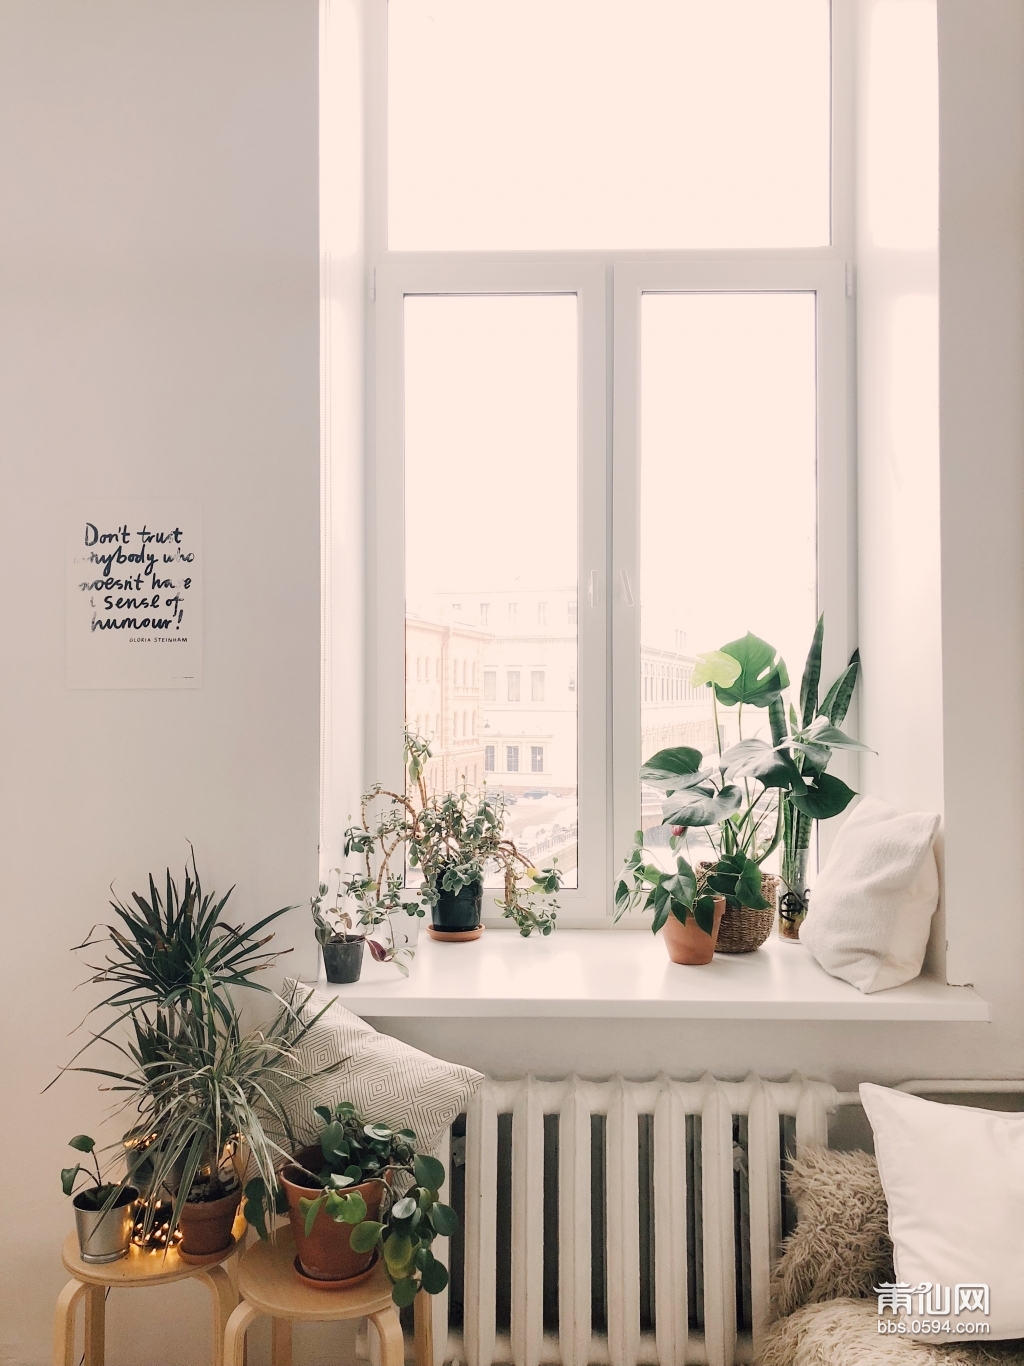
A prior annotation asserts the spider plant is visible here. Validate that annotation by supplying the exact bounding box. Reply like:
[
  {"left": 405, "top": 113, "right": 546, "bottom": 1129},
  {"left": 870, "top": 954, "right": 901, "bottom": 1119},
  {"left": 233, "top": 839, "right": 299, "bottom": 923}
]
[{"left": 70, "top": 988, "right": 337, "bottom": 1243}]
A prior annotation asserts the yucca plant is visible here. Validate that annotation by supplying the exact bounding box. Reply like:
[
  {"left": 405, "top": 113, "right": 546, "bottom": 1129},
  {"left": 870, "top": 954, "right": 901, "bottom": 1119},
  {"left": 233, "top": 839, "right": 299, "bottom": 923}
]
[
  {"left": 69, "top": 987, "right": 335, "bottom": 1243},
  {"left": 54, "top": 855, "right": 296, "bottom": 1078}
]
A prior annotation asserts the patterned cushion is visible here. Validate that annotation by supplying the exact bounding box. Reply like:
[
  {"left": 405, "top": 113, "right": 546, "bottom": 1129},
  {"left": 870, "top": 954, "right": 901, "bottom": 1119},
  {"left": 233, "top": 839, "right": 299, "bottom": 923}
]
[{"left": 280, "top": 978, "right": 483, "bottom": 1155}]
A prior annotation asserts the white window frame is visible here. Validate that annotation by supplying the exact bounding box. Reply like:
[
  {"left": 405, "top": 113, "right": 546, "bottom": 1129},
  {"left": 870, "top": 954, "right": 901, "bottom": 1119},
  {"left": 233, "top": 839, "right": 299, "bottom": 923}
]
[{"left": 363, "top": 0, "right": 856, "bottom": 925}]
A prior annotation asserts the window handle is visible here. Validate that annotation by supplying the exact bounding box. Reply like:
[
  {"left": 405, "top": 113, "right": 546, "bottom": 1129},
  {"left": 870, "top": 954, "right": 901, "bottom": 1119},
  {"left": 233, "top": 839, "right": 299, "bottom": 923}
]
[
  {"left": 620, "top": 569, "right": 634, "bottom": 607},
  {"left": 588, "top": 570, "right": 598, "bottom": 607}
]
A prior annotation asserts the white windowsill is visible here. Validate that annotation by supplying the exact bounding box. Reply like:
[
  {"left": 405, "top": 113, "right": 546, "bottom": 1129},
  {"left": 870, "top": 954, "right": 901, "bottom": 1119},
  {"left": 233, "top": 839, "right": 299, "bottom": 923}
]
[{"left": 306, "top": 929, "right": 989, "bottom": 1022}]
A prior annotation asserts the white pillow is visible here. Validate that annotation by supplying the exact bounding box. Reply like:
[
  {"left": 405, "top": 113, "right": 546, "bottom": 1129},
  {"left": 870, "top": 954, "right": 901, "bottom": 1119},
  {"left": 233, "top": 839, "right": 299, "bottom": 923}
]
[
  {"left": 280, "top": 978, "right": 483, "bottom": 1154},
  {"left": 800, "top": 796, "right": 940, "bottom": 992},
  {"left": 860, "top": 1083, "right": 1024, "bottom": 1342}
]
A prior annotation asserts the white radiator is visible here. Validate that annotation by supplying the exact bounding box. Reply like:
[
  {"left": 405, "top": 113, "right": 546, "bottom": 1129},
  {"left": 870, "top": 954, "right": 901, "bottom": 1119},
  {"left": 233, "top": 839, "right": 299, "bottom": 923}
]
[{"left": 422, "top": 1074, "right": 839, "bottom": 1366}]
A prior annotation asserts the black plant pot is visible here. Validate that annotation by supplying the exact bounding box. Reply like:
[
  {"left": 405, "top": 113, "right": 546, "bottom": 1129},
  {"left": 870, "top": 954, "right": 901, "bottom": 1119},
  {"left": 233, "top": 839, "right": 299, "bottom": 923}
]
[
  {"left": 322, "top": 935, "right": 365, "bottom": 983},
  {"left": 432, "top": 877, "right": 483, "bottom": 932}
]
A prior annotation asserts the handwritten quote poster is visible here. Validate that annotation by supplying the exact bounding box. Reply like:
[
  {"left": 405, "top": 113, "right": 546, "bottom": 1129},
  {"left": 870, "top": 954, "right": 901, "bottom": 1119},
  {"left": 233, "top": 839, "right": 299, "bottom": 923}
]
[{"left": 66, "top": 502, "right": 202, "bottom": 689}]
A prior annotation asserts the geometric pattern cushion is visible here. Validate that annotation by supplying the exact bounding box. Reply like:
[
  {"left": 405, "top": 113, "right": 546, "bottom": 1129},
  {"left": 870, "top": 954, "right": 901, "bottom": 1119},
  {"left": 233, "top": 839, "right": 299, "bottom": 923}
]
[{"left": 281, "top": 978, "right": 483, "bottom": 1156}]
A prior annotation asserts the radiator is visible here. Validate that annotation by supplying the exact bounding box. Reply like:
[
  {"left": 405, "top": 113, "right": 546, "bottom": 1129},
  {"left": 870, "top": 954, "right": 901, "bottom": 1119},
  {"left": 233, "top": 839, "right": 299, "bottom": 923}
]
[{"left": 420, "top": 1074, "right": 839, "bottom": 1366}]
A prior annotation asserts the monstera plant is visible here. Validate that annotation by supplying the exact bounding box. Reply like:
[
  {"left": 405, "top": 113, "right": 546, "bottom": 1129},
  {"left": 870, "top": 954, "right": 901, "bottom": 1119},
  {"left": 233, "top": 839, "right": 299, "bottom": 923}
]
[{"left": 626, "top": 622, "right": 868, "bottom": 933}]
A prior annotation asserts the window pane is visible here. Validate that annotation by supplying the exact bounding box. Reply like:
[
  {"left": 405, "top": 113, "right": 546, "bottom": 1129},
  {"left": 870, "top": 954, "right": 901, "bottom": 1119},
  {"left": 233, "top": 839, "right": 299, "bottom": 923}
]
[
  {"left": 389, "top": 0, "right": 830, "bottom": 250},
  {"left": 404, "top": 294, "right": 579, "bottom": 887},
  {"left": 639, "top": 292, "right": 817, "bottom": 865}
]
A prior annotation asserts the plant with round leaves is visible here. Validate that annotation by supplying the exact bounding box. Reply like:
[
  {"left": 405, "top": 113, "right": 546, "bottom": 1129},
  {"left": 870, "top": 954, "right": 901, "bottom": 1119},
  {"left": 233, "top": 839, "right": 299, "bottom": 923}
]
[
  {"left": 60, "top": 1134, "right": 125, "bottom": 1213},
  {"left": 288, "top": 1101, "right": 458, "bottom": 1306}
]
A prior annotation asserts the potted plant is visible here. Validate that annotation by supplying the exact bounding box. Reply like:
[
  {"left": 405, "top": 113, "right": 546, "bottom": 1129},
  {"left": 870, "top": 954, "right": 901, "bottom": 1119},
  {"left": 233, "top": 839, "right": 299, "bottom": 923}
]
[
  {"left": 275, "top": 1100, "right": 457, "bottom": 1304},
  {"left": 341, "top": 731, "right": 562, "bottom": 949},
  {"left": 310, "top": 872, "right": 366, "bottom": 984},
  {"left": 635, "top": 627, "right": 867, "bottom": 952},
  {"left": 62, "top": 1134, "right": 139, "bottom": 1264},
  {"left": 614, "top": 842, "right": 727, "bottom": 964}
]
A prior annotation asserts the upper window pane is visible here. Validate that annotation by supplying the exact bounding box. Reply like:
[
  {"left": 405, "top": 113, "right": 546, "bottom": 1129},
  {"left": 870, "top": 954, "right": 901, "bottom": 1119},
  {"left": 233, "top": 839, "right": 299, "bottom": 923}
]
[{"left": 388, "top": 0, "right": 831, "bottom": 250}]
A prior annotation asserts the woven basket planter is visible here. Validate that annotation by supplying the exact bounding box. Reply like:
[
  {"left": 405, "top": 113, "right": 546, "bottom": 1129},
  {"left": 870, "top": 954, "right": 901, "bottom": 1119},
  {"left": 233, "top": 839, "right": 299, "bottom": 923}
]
[{"left": 699, "top": 865, "right": 778, "bottom": 954}]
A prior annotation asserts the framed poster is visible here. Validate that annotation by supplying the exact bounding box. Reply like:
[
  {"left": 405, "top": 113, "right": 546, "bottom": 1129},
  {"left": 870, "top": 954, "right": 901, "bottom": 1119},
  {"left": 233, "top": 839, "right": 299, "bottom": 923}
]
[{"left": 67, "top": 502, "right": 202, "bottom": 689}]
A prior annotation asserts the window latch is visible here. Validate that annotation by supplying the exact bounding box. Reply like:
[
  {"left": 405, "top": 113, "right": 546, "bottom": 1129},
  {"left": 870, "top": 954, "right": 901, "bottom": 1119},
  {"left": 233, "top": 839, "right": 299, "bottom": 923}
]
[
  {"left": 620, "top": 569, "right": 634, "bottom": 606},
  {"left": 588, "top": 570, "right": 598, "bottom": 607}
]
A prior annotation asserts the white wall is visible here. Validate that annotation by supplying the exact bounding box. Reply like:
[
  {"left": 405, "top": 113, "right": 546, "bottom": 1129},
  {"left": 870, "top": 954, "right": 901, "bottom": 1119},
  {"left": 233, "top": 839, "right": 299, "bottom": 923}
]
[
  {"left": 1, "top": 3, "right": 1023, "bottom": 1363},
  {"left": 0, "top": 3, "right": 321, "bottom": 1362}
]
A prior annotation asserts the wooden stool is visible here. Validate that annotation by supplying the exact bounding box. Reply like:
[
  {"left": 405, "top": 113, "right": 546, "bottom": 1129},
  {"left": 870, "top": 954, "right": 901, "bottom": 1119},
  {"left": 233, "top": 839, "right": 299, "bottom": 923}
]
[
  {"left": 224, "top": 1231, "right": 407, "bottom": 1366},
  {"left": 54, "top": 1227, "right": 239, "bottom": 1366}
]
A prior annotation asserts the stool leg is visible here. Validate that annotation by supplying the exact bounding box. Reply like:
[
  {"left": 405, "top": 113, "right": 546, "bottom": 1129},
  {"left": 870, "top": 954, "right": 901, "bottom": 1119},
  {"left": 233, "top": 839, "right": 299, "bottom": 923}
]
[
  {"left": 369, "top": 1306, "right": 405, "bottom": 1366},
  {"left": 53, "top": 1279, "right": 88, "bottom": 1366},
  {"left": 224, "top": 1302, "right": 260, "bottom": 1366},
  {"left": 271, "top": 1317, "right": 293, "bottom": 1366},
  {"left": 414, "top": 1290, "right": 434, "bottom": 1366},
  {"left": 198, "top": 1265, "right": 238, "bottom": 1366},
  {"left": 84, "top": 1286, "right": 105, "bottom": 1366}
]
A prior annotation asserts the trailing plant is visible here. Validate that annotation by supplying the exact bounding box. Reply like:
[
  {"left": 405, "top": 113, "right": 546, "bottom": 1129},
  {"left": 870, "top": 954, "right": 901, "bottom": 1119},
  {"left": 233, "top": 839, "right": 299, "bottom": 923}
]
[
  {"left": 340, "top": 731, "right": 562, "bottom": 947},
  {"left": 309, "top": 870, "right": 364, "bottom": 947},
  {"left": 68, "top": 988, "right": 336, "bottom": 1244},
  {"left": 60, "top": 1134, "right": 127, "bottom": 1212},
  {"left": 630, "top": 625, "right": 867, "bottom": 912},
  {"left": 284, "top": 1100, "right": 458, "bottom": 1306}
]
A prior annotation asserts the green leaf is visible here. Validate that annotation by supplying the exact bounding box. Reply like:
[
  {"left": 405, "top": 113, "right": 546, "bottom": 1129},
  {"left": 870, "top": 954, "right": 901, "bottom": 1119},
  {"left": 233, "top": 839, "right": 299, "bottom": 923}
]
[
  {"left": 391, "top": 1276, "right": 419, "bottom": 1308},
  {"left": 691, "top": 894, "right": 718, "bottom": 936},
  {"left": 299, "top": 1195, "right": 323, "bottom": 1237},
  {"left": 338, "top": 1190, "right": 368, "bottom": 1225},
  {"left": 321, "top": 1120, "right": 348, "bottom": 1163},
  {"left": 639, "top": 746, "right": 704, "bottom": 788},
  {"left": 429, "top": 1202, "right": 459, "bottom": 1237},
  {"left": 350, "top": 1220, "right": 384, "bottom": 1253},
  {"left": 735, "top": 857, "right": 769, "bottom": 910},
  {"left": 651, "top": 902, "right": 670, "bottom": 934},
  {"left": 69, "top": 1134, "right": 95, "bottom": 1154},
  {"left": 799, "top": 615, "right": 824, "bottom": 729},
  {"left": 364, "top": 1122, "right": 392, "bottom": 1142},
  {"left": 662, "top": 785, "right": 743, "bottom": 828},
  {"left": 790, "top": 717, "right": 873, "bottom": 753},
  {"left": 713, "top": 633, "right": 790, "bottom": 708},
  {"left": 392, "top": 1196, "right": 418, "bottom": 1221},
  {"left": 420, "top": 1256, "right": 450, "bottom": 1295},
  {"left": 691, "top": 650, "right": 742, "bottom": 689},
  {"left": 722, "top": 739, "right": 803, "bottom": 791},
  {"left": 383, "top": 1233, "right": 414, "bottom": 1272},
  {"left": 819, "top": 649, "right": 860, "bottom": 725},
  {"left": 243, "top": 1178, "right": 271, "bottom": 1241},
  {"left": 414, "top": 1153, "right": 445, "bottom": 1192},
  {"left": 789, "top": 773, "right": 857, "bottom": 820},
  {"left": 313, "top": 1105, "right": 333, "bottom": 1124},
  {"left": 61, "top": 1165, "right": 80, "bottom": 1196}
]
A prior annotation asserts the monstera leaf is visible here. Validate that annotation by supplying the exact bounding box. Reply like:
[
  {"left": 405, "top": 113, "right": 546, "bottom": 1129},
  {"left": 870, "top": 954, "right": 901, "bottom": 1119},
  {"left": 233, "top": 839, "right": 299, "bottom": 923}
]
[
  {"left": 662, "top": 784, "right": 743, "bottom": 828},
  {"left": 721, "top": 739, "right": 805, "bottom": 792},
  {"left": 691, "top": 650, "right": 742, "bottom": 690},
  {"left": 705, "top": 852, "right": 771, "bottom": 910},
  {"left": 788, "top": 772, "right": 856, "bottom": 820},
  {"left": 639, "top": 747, "right": 706, "bottom": 790},
  {"left": 712, "top": 633, "right": 790, "bottom": 708}
]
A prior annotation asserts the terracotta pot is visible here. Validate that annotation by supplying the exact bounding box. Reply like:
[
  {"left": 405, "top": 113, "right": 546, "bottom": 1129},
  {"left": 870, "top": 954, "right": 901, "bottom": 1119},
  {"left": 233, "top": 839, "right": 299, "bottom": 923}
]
[
  {"left": 178, "top": 1186, "right": 242, "bottom": 1257},
  {"left": 661, "top": 897, "right": 726, "bottom": 965},
  {"left": 281, "top": 1145, "right": 388, "bottom": 1283}
]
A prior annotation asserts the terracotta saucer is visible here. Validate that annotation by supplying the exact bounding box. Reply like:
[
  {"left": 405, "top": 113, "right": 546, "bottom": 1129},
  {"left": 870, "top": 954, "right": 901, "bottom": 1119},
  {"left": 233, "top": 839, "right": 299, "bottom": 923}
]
[
  {"left": 293, "top": 1248, "right": 380, "bottom": 1291},
  {"left": 178, "top": 1232, "right": 243, "bottom": 1266},
  {"left": 426, "top": 925, "right": 484, "bottom": 942}
]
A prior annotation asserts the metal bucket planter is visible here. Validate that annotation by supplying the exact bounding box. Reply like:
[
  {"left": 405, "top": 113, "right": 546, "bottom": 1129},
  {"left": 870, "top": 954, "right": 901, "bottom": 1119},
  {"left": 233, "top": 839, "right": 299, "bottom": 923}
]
[{"left": 74, "top": 1186, "right": 139, "bottom": 1264}]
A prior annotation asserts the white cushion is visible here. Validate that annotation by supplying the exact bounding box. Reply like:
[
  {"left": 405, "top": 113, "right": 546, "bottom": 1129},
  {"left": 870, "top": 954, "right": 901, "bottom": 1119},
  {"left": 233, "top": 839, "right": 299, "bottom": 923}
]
[
  {"left": 860, "top": 1084, "right": 1024, "bottom": 1343},
  {"left": 281, "top": 978, "right": 483, "bottom": 1154},
  {"left": 800, "top": 796, "right": 940, "bottom": 993}
]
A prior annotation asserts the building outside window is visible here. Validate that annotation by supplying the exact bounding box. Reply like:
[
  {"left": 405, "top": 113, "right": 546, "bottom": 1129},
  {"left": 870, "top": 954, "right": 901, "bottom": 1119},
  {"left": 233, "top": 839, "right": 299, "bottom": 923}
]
[
  {"left": 509, "top": 602, "right": 518, "bottom": 626},
  {"left": 484, "top": 745, "right": 495, "bottom": 771},
  {"left": 538, "top": 602, "right": 547, "bottom": 625},
  {"left": 531, "top": 746, "right": 544, "bottom": 773},
  {"left": 507, "top": 670, "right": 520, "bottom": 702},
  {"left": 483, "top": 670, "right": 496, "bottom": 701},
  {"left": 480, "top": 602, "right": 489, "bottom": 626},
  {"left": 506, "top": 745, "right": 519, "bottom": 773},
  {"left": 531, "top": 670, "right": 545, "bottom": 702}
]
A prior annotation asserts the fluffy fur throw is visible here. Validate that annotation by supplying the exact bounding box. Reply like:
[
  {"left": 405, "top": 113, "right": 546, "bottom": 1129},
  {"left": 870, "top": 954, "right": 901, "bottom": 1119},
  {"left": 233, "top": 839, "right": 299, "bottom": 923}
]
[
  {"left": 770, "top": 1146, "right": 894, "bottom": 1320},
  {"left": 761, "top": 1298, "right": 1024, "bottom": 1366}
]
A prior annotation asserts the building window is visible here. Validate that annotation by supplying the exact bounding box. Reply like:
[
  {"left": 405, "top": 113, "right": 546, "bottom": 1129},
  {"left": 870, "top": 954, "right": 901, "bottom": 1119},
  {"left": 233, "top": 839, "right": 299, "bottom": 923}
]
[
  {"left": 506, "top": 745, "right": 519, "bottom": 773},
  {"left": 480, "top": 602, "right": 489, "bottom": 626},
  {"left": 531, "top": 670, "right": 545, "bottom": 702},
  {"left": 567, "top": 600, "right": 577, "bottom": 626},
  {"left": 537, "top": 602, "right": 547, "bottom": 625},
  {"left": 509, "top": 602, "right": 518, "bottom": 626},
  {"left": 507, "top": 671, "right": 520, "bottom": 702},
  {"left": 531, "top": 746, "right": 544, "bottom": 773},
  {"left": 483, "top": 670, "right": 496, "bottom": 701},
  {"left": 485, "top": 745, "right": 495, "bottom": 771}
]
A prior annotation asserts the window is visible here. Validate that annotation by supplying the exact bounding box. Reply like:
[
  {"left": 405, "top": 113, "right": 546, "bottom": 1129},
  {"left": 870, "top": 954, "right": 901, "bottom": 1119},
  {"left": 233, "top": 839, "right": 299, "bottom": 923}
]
[{"left": 373, "top": 1, "right": 852, "bottom": 922}]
